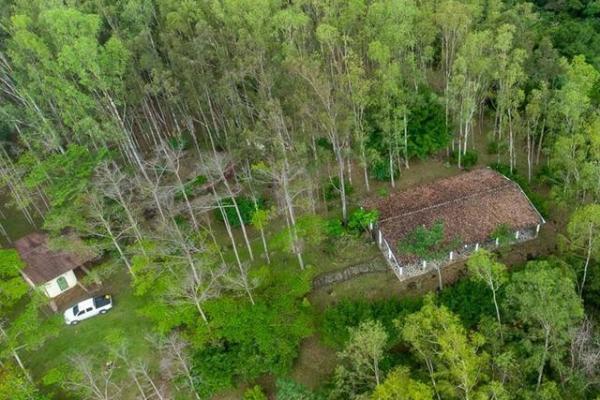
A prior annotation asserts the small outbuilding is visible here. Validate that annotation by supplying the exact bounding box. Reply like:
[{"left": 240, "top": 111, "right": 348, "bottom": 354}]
[
  {"left": 15, "top": 233, "right": 96, "bottom": 299},
  {"left": 365, "top": 168, "right": 545, "bottom": 279}
]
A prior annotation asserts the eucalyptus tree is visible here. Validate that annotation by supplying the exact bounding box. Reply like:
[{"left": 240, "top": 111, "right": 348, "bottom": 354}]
[
  {"left": 449, "top": 30, "right": 493, "bottom": 165},
  {"left": 504, "top": 261, "right": 584, "bottom": 391},
  {"left": 401, "top": 295, "right": 489, "bottom": 400},
  {"left": 155, "top": 333, "right": 200, "bottom": 400},
  {"left": 493, "top": 24, "right": 527, "bottom": 173},
  {"left": 524, "top": 84, "right": 551, "bottom": 181},
  {"left": 371, "top": 367, "right": 434, "bottom": 400},
  {"left": 549, "top": 116, "right": 600, "bottom": 204},
  {"left": 551, "top": 55, "right": 599, "bottom": 136},
  {"left": 467, "top": 250, "right": 508, "bottom": 328},
  {"left": 331, "top": 320, "right": 389, "bottom": 399},
  {"left": 0, "top": 300, "right": 60, "bottom": 382},
  {"left": 5, "top": 4, "right": 130, "bottom": 153},
  {"left": 295, "top": 26, "right": 353, "bottom": 223},
  {"left": 567, "top": 204, "right": 600, "bottom": 296},
  {"left": 434, "top": 0, "right": 478, "bottom": 130}
]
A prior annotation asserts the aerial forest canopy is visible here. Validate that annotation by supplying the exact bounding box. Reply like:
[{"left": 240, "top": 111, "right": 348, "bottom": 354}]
[{"left": 0, "top": 0, "right": 600, "bottom": 399}]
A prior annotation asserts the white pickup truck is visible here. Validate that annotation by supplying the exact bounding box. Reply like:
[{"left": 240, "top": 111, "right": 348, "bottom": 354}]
[{"left": 64, "top": 294, "right": 113, "bottom": 325}]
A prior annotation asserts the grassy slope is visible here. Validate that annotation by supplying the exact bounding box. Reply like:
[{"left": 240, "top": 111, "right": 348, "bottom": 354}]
[{"left": 26, "top": 268, "right": 156, "bottom": 399}]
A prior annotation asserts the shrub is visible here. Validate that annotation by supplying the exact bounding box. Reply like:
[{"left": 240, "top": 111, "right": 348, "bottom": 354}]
[
  {"left": 377, "top": 187, "right": 389, "bottom": 197},
  {"left": 325, "top": 218, "right": 345, "bottom": 238},
  {"left": 347, "top": 208, "right": 379, "bottom": 235},
  {"left": 276, "top": 378, "right": 323, "bottom": 400},
  {"left": 320, "top": 298, "right": 422, "bottom": 349},
  {"left": 449, "top": 150, "right": 478, "bottom": 169},
  {"left": 486, "top": 140, "right": 499, "bottom": 155},
  {"left": 192, "top": 268, "right": 314, "bottom": 397},
  {"left": 214, "top": 196, "right": 264, "bottom": 227},
  {"left": 369, "top": 160, "right": 397, "bottom": 182},
  {"left": 437, "top": 279, "right": 496, "bottom": 328},
  {"left": 244, "top": 385, "right": 267, "bottom": 400},
  {"left": 325, "top": 177, "right": 354, "bottom": 201}
]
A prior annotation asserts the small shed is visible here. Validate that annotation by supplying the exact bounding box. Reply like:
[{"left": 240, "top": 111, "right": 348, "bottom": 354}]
[
  {"left": 15, "top": 233, "right": 96, "bottom": 298},
  {"left": 365, "top": 168, "right": 545, "bottom": 279}
]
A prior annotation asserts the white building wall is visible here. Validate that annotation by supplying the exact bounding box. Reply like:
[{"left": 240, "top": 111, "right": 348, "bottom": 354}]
[{"left": 43, "top": 270, "right": 77, "bottom": 298}]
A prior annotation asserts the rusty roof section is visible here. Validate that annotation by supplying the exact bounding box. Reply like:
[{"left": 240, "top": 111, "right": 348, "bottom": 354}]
[
  {"left": 15, "top": 233, "right": 96, "bottom": 285},
  {"left": 366, "top": 168, "right": 544, "bottom": 263}
]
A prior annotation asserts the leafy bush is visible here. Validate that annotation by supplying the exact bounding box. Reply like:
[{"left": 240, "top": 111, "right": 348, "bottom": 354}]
[
  {"left": 438, "top": 279, "right": 496, "bottom": 329},
  {"left": 214, "top": 196, "right": 264, "bottom": 227},
  {"left": 369, "top": 159, "right": 397, "bottom": 181},
  {"left": 244, "top": 385, "right": 268, "bottom": 400},
  {"left": 192, "top": 267, "right": 314, "bottom": 397},
  {"left": 276, "top": 378, "right": 324, "bottom": 400},
  {"left": 377, "top": 187, "right": 389, "bottom": 197},
  {"left": 324, "top": 177, "right": 354, "bottom": 201},
  {"left": 347, "top": 208, "right": 379, "bottom": 235},
  {"left": 320, "top": 298, "right": 422, "bottom": 349},
  {"left": 316, "top": 137, "right": 333, "bottom": 152},
  {"left": 325, "top": 218, "right": 345, "bottom": 238},
  {"left": 486, "top": 140, "right": 499, "bottom": 155},
  {"left": 449, "top": 150, "right": 478, "bottom": 169},
  {"left": 405, "top": 89, "right": 451, "bottom": 159}
]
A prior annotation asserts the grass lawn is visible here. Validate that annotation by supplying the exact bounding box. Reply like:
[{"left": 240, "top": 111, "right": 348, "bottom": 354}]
[{"left": 25, "top": 268, "right": 157, "bottom": 400}]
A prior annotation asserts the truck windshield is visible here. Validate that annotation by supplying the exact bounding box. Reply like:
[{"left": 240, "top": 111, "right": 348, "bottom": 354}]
[{"left": 72, "top": 305, "right": 79, "bottom": 315}]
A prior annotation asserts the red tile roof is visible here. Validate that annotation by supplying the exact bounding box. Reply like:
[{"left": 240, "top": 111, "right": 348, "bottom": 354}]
[
  {"left": 15, "top": 233, "right": 96, "bottom": 285},
  {"left": 366, "top": 168, "right": 544, "bottom": 263}
]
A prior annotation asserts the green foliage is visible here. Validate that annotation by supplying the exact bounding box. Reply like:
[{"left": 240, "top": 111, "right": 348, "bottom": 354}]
[
  {"left": 405, "top": 90, "right": 452, "bottom": 159},
  {"left": 398, "top": 220, "right": 458, "bottom": 262},
  {"left": 449, "top": 150, "right": 478, "bottom": 169},
  {"left": 325, "top": 218, "right": 345, "bottom": 239},
  {"left": 504, "top": 260, "right": 584, "bottom": 384},
  {"left": 438, "top": 279, "right": 496, "bottom": 329},
  {"left": 22, "top": 145, "right": 107, "bottom": 210},
  {"left": 330, "top": 320, "right": 389, "bottom": 399},
  {"left": 369, "top": 159, "right": 397, "bottom": 182},
  {"left": 215, "top": 196, "right": 264, "bottom": 227},
  {"left": 0, "top": 365, "right": 47, "bottom": 400},
  {"left": 276, "top": 378, "right": 323, "bottom": 400},
  {"left": 0, "top": 248, "right": 28, "bottom": 309},
  {"left": 271, "top": 215, "right": 326, "bottom": 256},
  {"left": 321, "top": 298, "right": 422, "bottom": 349},
  {"left": 243, "top": 385, "right": 268, "bottom": 400},
  {"left": 191, "top": 267, "right": 314, "bottom": 397},
  {"left": 168, "top": 135, "right": 191, "bottom": 151},
  {"left": 325, "top": 177, "right": 354, "bottom": 201},
  {"left": 347, "top": 208, "right": 379, "bottom": 235},
  {"left": 366, "top": 89, "right": 450, "bottom": 173},
  {"left": 400, "top": 295, "right": 488, "bottom": 400},
  {"left": 377, "top": 187, "right": 389, "bottom": 198},
  {"left": 371, "top": 366, "right": 434, "bottom": 400}
]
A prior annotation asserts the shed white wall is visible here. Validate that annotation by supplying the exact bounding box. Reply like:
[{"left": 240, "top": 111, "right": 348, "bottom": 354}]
[{"left": 43, "top": 270, "right": 77, "bottom": 298}]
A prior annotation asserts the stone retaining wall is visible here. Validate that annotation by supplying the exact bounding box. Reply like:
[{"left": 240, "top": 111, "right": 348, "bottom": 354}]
[{"left": 312, "top": 260, "right": 389, "bottom": 289}]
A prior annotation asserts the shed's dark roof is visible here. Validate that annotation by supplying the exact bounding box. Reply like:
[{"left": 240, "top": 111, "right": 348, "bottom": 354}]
[
  {"left": 15, "top": 233, "right": 95, "bottom": 285},
  {"left": 366, "top": 168, "right": 544, "bottom": 263}
]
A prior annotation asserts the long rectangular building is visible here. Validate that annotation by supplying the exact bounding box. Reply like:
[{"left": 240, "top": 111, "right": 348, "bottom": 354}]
[{"left": 365, "top": 168, "right": 545, "bottom": 279}]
